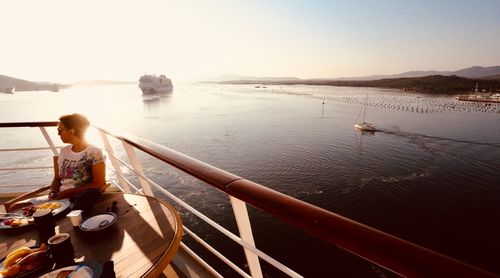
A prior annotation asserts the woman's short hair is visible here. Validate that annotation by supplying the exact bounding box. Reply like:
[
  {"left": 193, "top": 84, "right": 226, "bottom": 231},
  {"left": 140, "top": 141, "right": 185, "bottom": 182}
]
[{"left": 59, "top": 113, "right": 90, "bottom": 138}]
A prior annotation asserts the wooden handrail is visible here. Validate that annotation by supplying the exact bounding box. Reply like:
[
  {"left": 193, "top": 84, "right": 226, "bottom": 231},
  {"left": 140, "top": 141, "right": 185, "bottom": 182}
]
[
  {"left": 0, "top": 122, "right": 58, "bottom": 128},
  {"left": 97, "top": 127, "right": 496, "bottom": 277},
  {"left": 2, "top": 122, "right": 498, "bottom": 277}
]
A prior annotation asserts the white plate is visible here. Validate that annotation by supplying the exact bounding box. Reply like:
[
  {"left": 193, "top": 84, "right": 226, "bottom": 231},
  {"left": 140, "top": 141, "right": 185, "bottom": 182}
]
[
  {"left": 32, "top": 197, "right": 71, "bottom": 216},
  {"left": 79, "top": 212, "right": 117, "bottom": 232},
  {"left": 38, "top": 265, "right": 94, "bottom": 278},
  {"left": 0, "top": 213, "right": 24, "bottom": 220},
  {"left": 13, "top": 198, "right": 70, "bottom": 216},
  {"left": 0, "top": 199, "right": 70, "bottom": 230},
  {"left": 0, "top": 215, "right": 31, "bottom": 229}
]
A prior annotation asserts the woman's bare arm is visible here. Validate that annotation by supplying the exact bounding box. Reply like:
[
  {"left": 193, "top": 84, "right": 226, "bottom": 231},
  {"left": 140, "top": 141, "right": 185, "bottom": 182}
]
[
  {"left": 48, "top": 159, "right": 61, "bottom": 199},
  {"left": 53, "top": 162, "right": 106, "bottom": 199}
]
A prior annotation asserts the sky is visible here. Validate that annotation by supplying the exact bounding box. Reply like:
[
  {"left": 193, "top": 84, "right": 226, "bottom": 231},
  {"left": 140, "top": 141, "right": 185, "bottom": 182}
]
[{"left": 1, "top": 0, "right": 500, "bottom": 83}]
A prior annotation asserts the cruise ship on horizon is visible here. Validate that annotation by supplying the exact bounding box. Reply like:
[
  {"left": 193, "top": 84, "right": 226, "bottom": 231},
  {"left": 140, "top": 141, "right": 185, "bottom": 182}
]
[{"left": 138, "top": 74, "right": 173, "bottom": 94}]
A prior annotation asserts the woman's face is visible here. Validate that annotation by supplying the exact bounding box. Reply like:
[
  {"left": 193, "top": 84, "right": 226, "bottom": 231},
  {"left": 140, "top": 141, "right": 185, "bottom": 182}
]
[{"left": 57, "top": 123, "right": 74, "bottom": 143}]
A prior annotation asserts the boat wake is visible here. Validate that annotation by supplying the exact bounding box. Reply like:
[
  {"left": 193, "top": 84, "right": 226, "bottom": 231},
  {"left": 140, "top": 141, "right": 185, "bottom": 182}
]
[
  {"left": 375, "top": 128, "right": 500, "bottom": 148},
  {"left": 361, "top": 171, "right": 431, "bottom": 186}
]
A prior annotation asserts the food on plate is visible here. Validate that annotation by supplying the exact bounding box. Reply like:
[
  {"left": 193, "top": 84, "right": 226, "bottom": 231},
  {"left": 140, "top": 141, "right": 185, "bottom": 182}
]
[
  {"left": 21, "top": 205, "right": 37, "bottom": 217},
  {"left": 37, "top": 202, "right": 62, "bottom": 210},
  {"left": 15, "top": 250, "right": 48, "bottom": 271},
  {"left": 1, "top": 218, "right": 13, "bottom": 225},
  {"left": 0, "top": 265, "right": 20, "bottom": 277},
  {"left": 1, "top": 217, "right": 30, "bottom": 227},
  {"left": 0, "top": 244, "right": 48, "bottom": 277},
  {"left": 21, "top": 202, "right": 63, "bottom": 216},
  {"left": 0, "top": 203, "right": 62, "bottom": 226},
  {"left": 2, "top": 247, "right": 32, "bottom": 268},
  {"left": 2, "top": 218, "right": 17, "bottom": 226},
  {"left": 55, "top": 270, "right": 73, "bottom": 278}
]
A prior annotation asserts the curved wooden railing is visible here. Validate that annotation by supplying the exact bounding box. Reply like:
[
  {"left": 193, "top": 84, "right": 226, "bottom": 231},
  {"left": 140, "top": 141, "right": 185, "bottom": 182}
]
[
  {"left": 1, "top": 122, "right": 498, "bottom": 277},
  {"left": 97, "top": 127, "right": 496, "bottom": 277}
]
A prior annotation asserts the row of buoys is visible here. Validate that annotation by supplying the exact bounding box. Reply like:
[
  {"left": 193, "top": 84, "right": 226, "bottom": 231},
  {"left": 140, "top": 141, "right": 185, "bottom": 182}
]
[{"left": 274, "top": 89, "right": 500, "bottom": 114}]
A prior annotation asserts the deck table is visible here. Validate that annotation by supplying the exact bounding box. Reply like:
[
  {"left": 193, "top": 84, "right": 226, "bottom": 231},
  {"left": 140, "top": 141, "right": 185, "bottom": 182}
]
[{"left": 0, "top": 192, "right": 183, "bottom": 277}]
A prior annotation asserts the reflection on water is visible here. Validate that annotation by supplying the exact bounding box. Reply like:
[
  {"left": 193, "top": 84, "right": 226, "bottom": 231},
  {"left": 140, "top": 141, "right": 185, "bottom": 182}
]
[
  {"left": 142, "top": 93, "right": 173, "bottom": 111},
  {"left": 0, "top": 83, "right": 499, "bottom": 276}
]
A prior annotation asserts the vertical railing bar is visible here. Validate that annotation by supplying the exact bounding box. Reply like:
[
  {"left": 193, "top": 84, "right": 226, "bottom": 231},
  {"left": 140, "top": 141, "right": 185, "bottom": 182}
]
[
  {"left": 39, "top": 127, "right": 58, "bottom": 156},
  {"left": 111, "top": 160, "right": 300, "bottom": 276},
  {"left": 100, "top": 150, "right": 268, "bottom": 277},
  {"left": 97, "top": 129, "right": 132, "bottom": 192},
  {"left": 229, "top": 196, "right": 263, "bottom": 278},
  {"left": 104, "top": 165, "right": 141, "bottom": 193},
  {"left": 105, "top": 152, "right": 146, "bottom": 176},
  {"left": 122, "top": 141, "right": 153, "bottom": 196},
  {"left": 183, "top": 226, "right": 252, "bottom": 278},
  {"left": 110, "top": 164, "right": 301, "bottom": 276},
  {"left": 108, "top": 180, "right": 124, "bottom": 193},
  {"left": 177, "top": 243, "right": 224, "bottom": 278},
  {"left": 149, "top": 180, "right": 303, "bottom": 277}
]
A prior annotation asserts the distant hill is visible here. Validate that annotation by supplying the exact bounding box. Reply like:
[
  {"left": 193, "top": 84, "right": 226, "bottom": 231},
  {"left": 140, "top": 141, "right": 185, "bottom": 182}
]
[
  {"left": 0, "top": 74, "right": 136, "bottom": 92},
  {"left": 214, "top": 66, "right": 500, "bottom": 94},
  {"left": 453, "top": 66, "right": 500, "bottom": 79},
  {"left": 335, "top": 71, "right": 448, "bottom": 81},
  {"left": 0, "top": 75, "right": 62, "bottom": 92},
  {"left": 221, "top": 75, "right": 500, "bottom": 94},
  {"left": 211, "top": 66, "right": 500, "bottom": 82},
  {"left": 334, "top": 66, "right": 500, "bottom": 80},
  {"left": 334, "top": 66, "right": 500, "bottom": 81}
]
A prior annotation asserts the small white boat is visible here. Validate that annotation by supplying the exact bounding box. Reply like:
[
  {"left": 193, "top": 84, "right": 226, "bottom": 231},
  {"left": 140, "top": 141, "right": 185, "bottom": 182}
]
[
  {"left": 354, "top": 95, "right": 376, "bottom": 132},
  {"left": 355, "top": 121, "right": 376, "bottom": 131},
  {"left": 139, "top": 74, "right": 173, "bottom": 94}
]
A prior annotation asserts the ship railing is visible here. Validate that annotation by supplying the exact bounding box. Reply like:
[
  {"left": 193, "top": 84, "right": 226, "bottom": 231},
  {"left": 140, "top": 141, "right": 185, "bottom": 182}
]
[
  {"left": 0, "top": 122, "right": 497, "bottom": 278},
  {"left": 0, "top": 122, "right": 299, "bottom": 277}
]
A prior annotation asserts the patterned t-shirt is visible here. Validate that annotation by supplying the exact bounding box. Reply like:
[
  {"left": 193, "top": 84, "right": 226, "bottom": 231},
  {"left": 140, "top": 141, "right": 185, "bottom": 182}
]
[{"left": 58, "top": 145, "right": 105, "bottom": 191}]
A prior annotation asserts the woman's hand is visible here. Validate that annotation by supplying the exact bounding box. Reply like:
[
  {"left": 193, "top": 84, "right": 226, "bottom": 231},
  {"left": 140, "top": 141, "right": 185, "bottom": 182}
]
[{"left": 48, "top": 191, "right": 58, "bottom": 199}]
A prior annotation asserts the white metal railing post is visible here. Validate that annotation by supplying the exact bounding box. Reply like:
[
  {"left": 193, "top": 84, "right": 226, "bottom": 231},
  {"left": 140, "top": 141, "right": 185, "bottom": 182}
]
[
  {"left": 39, "top": 127, "right": 58, "bottom": 156},
  {"left": 122, "top": 141, "right": 153, "bottom": 196},
  {"left": 150, "top": 179, "right": 303, "bottom": 277},
  {"left": 229, "top": 196, "right": 263, "bottom": 278},
  {"left": 98, "top": 130, "right": 132, "bottom": 192}
]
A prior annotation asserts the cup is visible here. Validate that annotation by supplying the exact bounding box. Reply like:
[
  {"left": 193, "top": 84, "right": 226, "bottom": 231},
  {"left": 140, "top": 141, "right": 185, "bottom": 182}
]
[
  {"left": 33, "top": 208, "right": 55, "bottom": 244},
  {"left": 66, "top": 210, "right": 83, "bottom": 227},
  {"left": 48, "top": 233, "right": 75, "bottom": 268}
]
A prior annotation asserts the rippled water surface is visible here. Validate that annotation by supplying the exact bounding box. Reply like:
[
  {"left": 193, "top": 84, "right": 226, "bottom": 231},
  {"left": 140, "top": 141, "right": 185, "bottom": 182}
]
[{"left": 1, "top": 83, "right": 499, "bottom": 276}]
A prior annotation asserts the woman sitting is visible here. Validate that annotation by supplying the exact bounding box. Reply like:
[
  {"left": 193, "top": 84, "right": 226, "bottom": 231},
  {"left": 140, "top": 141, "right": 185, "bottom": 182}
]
[{"left": 48, "top": 113, "right": 106, "bottom": 211}]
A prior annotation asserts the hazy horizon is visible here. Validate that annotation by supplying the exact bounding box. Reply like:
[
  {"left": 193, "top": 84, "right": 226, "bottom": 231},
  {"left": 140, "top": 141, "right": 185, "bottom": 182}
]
[{"left": 1, "top": 0, "right": 500, "bottom": 83}]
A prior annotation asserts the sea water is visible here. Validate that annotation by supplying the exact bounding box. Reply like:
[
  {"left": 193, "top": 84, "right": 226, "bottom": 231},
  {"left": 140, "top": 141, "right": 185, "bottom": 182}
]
[{"left": 0, "top": 83, "right": 499, "bottom": 276}]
